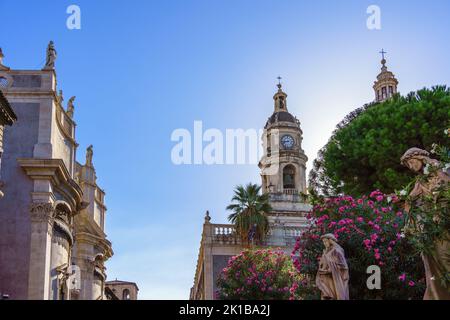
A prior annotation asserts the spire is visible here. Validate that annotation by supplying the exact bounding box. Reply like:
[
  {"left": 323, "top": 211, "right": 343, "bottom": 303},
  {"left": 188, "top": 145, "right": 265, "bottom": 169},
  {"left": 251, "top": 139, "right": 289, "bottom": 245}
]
[
  {"left": 273, "top": 77, "right": 288, "bottom": 112},
  {"left": 373, "top": 50, "right": 398, "bottom": 103},
  {"left": 380, "top": 49, "right": 388, "bottom": 72}
]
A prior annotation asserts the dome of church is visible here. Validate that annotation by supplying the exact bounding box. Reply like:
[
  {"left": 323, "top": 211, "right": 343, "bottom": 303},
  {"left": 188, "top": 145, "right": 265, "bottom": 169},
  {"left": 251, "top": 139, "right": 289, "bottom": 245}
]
[{"left": 265, "top": 111, "right": 297, "bottom": 127}]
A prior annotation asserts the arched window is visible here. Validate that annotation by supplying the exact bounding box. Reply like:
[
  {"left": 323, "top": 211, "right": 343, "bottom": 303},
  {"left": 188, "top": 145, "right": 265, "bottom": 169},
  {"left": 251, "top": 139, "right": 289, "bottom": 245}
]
[
  {"left": 123, "top": 289, "right": 131, "bottom": 300},
  {"left": 283, "top": 165, "right": 296, "bottom": 189},
  {"left": 381, "top": 86, "right": 387, "bottom": 99}
]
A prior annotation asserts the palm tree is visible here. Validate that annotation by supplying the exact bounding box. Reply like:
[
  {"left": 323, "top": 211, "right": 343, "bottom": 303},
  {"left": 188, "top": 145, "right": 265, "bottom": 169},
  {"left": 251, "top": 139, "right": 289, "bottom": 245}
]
[{"left": 226, "top": 183, "right": 272, "bottom": 245}]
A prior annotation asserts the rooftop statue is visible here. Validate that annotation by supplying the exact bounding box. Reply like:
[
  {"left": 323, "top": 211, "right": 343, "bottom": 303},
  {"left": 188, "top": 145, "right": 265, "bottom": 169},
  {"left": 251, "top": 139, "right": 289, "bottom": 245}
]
[
  {"left": 43, "top": 41, "right": 57, "bottom": 70},
  {"left": 86, "top": 145, "right": 94, "bottom": 167},
  {"left": 67, "top": 96, "right": 76, "bottom": 118}
]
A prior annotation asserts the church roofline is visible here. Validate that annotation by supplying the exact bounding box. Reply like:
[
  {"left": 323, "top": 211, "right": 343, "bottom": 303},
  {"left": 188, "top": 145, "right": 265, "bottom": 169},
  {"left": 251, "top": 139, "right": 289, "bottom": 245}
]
[{"left": 105, "top": 280, "right": 139, "bottom": 290}]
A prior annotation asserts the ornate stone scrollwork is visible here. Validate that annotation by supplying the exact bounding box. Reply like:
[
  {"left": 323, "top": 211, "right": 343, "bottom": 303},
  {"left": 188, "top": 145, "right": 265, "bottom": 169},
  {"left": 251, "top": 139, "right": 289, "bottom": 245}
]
[{"left": 30, "top": 202, "right": 55, "bottom": 225}]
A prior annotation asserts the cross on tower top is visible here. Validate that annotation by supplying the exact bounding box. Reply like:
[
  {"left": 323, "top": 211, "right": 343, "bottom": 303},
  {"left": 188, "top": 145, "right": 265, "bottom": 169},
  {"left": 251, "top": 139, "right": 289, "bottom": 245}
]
[
  {"left": 277, "top": 76, "right": 282, "bottom": 89},
  {"left": 379, "top": 49, "right": 387, "bottom": 60}
]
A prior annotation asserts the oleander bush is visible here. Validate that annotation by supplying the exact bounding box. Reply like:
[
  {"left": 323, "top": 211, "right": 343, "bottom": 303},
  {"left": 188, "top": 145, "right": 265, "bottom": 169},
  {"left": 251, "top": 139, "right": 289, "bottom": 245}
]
[
  {"left": 292, "top": 192, "right": 426, "bottom": 300},
  {"left": 217, "top": 248, "right": 304, "bottom": 300}
]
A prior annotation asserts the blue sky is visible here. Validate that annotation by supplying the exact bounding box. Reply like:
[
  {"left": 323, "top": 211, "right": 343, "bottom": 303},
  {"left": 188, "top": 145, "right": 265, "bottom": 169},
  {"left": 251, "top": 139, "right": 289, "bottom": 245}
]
[{"left": 1, "top": 0, "right": 449, "bottom": 299}]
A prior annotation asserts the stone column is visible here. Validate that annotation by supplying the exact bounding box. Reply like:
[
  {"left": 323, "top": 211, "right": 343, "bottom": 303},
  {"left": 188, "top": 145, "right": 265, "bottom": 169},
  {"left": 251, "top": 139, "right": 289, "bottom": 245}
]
[
  {"left": 28, "top": 202, "right": 54, "bottom": 300},
  {"left": 77, "top": 257, "right": 94, "bottom": 300},
  {"left": 269, "top": 216, "right": 286, "bottom": 247},
  {"left": 202, "top": 220, "right": 214, "bottom": 300}
]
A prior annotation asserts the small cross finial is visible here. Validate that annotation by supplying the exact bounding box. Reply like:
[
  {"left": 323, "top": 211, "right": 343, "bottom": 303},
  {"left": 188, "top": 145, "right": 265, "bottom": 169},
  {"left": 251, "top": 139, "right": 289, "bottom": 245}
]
[
  {"left": 276, "top": 76, "right": 282, "bottom": 90},
  {"left": 379, "top": 49, "right": 387, "bottom": 61}
]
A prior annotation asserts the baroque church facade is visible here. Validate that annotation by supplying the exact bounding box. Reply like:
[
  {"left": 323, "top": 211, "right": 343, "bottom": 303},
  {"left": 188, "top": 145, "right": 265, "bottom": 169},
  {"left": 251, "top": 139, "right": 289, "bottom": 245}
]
[
  {"left": 0, "top": 43, "right": 113, "bottom": 300},
  {"left": 190, "top": 55, "right": 399, "bottom": 300}
]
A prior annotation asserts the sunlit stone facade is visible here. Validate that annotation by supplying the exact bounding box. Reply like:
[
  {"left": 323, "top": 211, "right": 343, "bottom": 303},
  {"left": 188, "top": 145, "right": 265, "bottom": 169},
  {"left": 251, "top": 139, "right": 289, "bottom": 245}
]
[{"left": 0, "top": 44, "right": 112, "bottom": 300}]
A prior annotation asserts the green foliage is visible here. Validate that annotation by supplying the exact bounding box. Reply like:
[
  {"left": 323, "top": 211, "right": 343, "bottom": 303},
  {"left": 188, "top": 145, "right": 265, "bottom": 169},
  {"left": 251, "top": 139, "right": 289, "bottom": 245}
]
[
  {"left": 310, "top": 86, "right": 450, "bottom": 196},
  {"left": 226, "top": 183, "right": 272, "bottom": 244},
  {"left": 398, "top": 138, "right": 450, "bottom": 289},
  {"left": 292, "top": 192, "right": 426, "bottom": 300},
  {"left": 217, "top": 248, "right": 304, "bottom": 300}
]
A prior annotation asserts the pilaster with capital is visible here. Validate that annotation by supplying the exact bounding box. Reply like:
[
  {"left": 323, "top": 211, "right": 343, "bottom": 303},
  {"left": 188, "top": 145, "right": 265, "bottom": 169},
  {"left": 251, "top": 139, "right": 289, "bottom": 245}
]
[
  {"left": 27, "top": 202, "right": 55, "bottom": 300},
  {"left": 30, "top": 202, "right": 55, "bottom": 232}
]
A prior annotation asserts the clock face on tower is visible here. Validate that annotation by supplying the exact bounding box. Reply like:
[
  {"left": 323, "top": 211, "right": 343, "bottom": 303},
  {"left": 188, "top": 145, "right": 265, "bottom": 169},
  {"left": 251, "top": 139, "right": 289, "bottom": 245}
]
[{"left": 281, "top": 135, "right": 295, "bottom": 149}]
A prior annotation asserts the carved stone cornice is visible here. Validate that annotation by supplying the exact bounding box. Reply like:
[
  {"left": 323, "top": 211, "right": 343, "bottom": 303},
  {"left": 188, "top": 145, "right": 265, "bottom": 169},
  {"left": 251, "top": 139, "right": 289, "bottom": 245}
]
[
  {"left": 18, "top": 158, "right": 85, "bottom": 211},
  {"left": 74, "top": 231, "right": 113, "bottom": 260}
]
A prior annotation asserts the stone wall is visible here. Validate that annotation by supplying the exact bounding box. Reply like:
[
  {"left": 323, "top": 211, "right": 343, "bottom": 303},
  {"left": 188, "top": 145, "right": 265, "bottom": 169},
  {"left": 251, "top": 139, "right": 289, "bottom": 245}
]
[{"left": 0, "top": 102, "right": 39, "bottom": 299}]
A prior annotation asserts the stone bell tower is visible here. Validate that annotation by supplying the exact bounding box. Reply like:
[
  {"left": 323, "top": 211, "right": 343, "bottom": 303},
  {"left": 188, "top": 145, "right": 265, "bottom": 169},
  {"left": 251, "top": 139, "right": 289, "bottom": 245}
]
[
  {"left": 373, "top": 50, "right": 398, "bottom": 102},
  {"left": 259, "top": 80, "right": 310, "bottom": 229}
]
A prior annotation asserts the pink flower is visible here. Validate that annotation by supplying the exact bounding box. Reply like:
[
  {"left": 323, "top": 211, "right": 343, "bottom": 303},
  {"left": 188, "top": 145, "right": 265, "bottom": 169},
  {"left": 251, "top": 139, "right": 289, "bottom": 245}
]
[
  {"left": 408, "top": 281, "right": 415, "bottom": 287},
  {"left": 399, "top": 273, "right": 406, "bottom": 282},
  {"left": 357, "top": 217, "right": 364, "bottom": 223},
  {"left": 370, "top": 190, "right": 382, "bottom": 198},
  {"left": 357, "top": 199, "right": 364, "bottom": 204},
  {"left": 376, "top": 195, "right": 384, "bottom": 202}
]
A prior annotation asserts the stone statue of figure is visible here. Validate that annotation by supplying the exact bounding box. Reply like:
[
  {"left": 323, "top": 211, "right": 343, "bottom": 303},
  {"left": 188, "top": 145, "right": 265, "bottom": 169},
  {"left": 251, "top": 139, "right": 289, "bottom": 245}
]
[
  {"left": 56, "top": 90, "right": 64, "bottom": 106},
  {"left": 86, "top": 145, "right": 94, "bottom": 166},
  {"left": 401, "top": 147, "right": 450, "bottom": 300},
  {"left": 316, "top": 233, "right": 350, "bottom": 300},
  {"left": 44, "top": 41, "right": 57, "bottom": 69},
  {"left": 67, "top": 96, "right": 76, "bottom": 118}
]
